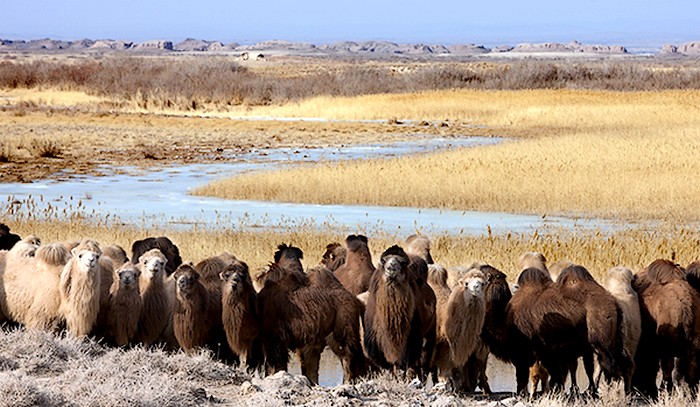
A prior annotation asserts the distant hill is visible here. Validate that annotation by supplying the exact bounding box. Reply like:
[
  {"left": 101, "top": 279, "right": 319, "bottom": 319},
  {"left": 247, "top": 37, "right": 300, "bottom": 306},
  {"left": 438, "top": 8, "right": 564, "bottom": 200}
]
[{"left": 0, "top": 37, "right": 695, "bottom": 57}]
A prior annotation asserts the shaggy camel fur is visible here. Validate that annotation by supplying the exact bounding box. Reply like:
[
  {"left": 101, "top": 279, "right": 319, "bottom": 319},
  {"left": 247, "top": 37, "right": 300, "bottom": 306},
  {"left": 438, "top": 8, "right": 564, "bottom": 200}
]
[
  {"left": 334, "top": 235, "right": 375, "bottom": 295},
  {"left": 480, "top": 263, "right": 535, "bottom": 395},
  {"left": 428, "top": 264, "right": 486, "bottom": 391},
  {"left": 220, "top": 258, "right": 263, "bottom": 371},
  {"left": 446, "top": 271, "right": 486, "bottom": 388},
  {"left": 131, "top": 236, "right": 182, "bottom": 275},
  {"left": 59, "top": 239, "right": 105, "bottom": 337},
  {"left": 547, "top": 260, "right": 574, "bottom": 282},
  {"left": 406, "top": 251, "right": 437, "bottom": 379},
  {"left": 685, "top": 260, "right": 700, "bottom": 294},
  {"left": 363, "top": 245, "right": 436, "bottom": 380},
  {"left": 632, "top": 259, "right": 700, "bottom": 399},
  {"left": 516, "top": 252, "right": 548, "bottom": 276},
  {"left": 172, "top": 263, "right": 234, "bottom": 363},
  {"left": 102, "top": 245, "right": 129, "bottom": 267},
  {"left": 173, "top": 264, "right": 219, "bottom": 351},
  {"left": 514, "top": 252, "right": 552, "bottom": 396},
  {"left": 134, "top": 249, "right": 171, "bottom": 347},
  {"left": 321, "top": 242, "right": 346, "bottom": 272},
  {"left": 427, "top": 264, "right": 453, "bottom": 385},
  {"left": 1, "top": 239, "right": 69, "bottom": 330},
  {"left": 512, "top": 265, "right": 631, "bottom": 394},
  {"left": 257, "top": 244, "right": 365, "bottom": 384},
  {"left": 405, "top": 234, "right": 434, "bottom": 265},
  {"left": 306, "top": 264, "right": 367, "bottom": 382},
  {"left": 602, "top": 266, "right": 641, "bottom": 390},
  {"left": 105, "top": 263, "right": 142, "bottom": 346}
]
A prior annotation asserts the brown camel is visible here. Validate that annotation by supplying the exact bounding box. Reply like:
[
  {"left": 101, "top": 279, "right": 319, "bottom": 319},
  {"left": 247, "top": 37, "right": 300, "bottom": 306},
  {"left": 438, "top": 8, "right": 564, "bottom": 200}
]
[
  {"left": 334, "top": 234, "right": 375, "bottom": 295},
  {"left": 632, "top": 259, "right": 700, "bottom": 399}
]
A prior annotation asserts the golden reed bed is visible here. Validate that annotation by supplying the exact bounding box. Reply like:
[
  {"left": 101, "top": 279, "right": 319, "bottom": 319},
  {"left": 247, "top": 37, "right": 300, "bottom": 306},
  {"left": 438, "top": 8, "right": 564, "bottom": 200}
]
[{"left": 194, "top": 89, "right": 700, "bottom": 223}]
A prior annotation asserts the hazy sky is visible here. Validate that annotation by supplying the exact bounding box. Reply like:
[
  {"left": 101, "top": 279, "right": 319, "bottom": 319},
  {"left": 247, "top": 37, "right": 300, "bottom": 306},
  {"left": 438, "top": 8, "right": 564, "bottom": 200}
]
[{"left": 1, "top": 0, "right": 697, "bottom": 47}]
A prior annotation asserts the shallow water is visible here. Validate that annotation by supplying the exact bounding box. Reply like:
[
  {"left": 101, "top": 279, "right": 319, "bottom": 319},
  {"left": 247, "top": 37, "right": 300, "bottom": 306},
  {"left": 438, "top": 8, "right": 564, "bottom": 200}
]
[
  {"left": 0, "top": 136, "right": 621, "bottom": 235},
  {"left": 290, "top": 348, "right": 593, "bottom": 392}
]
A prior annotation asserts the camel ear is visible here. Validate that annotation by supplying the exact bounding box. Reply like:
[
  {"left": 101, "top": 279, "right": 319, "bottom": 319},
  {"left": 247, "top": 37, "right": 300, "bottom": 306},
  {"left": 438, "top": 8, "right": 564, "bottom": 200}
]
[{"left": 219, "top": 271, "right": 227, "bottom": 281}]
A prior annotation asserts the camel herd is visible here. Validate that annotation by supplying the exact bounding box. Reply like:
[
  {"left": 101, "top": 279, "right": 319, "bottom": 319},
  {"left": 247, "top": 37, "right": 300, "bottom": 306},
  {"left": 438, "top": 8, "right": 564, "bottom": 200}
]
[{"left": 0, "top": 223, "right": 699, "bottom": 400}]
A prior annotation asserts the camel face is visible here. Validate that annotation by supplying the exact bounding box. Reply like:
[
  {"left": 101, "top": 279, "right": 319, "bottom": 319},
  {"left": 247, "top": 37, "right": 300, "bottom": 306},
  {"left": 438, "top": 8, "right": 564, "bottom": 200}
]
[
  {"left": 220, "top": 265, "right": 249, "bottom": 291},
  {"left": 467, "top": 276, "right": 485, "bottom": 296},
  {"left": 176, "top": 269, "right": 198, "bottom": 294},
  {"left": 77, "top": 250, "right": 98, "bottom": 271},
  {"left": 139, "top": 249, "right": 167, "bottom": 280},
  {"left": 383, "top": 256, "right": 406, "bottom": 283},
  {"left": 118, "top": 267, "right": 139, "bottom": 287}
]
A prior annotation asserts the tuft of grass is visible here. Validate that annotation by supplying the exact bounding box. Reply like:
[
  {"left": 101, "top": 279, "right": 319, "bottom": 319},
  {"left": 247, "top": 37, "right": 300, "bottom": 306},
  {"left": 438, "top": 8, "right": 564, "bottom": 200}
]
[{"left": 30, "top": 139, "right": 63, "bottom": 158}]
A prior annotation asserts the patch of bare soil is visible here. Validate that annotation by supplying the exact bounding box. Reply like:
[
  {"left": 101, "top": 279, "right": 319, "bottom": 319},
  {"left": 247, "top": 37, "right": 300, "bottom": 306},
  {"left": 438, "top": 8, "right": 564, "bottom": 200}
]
[{"left": 0, "top": 110, "right": 488, "bottom": 183}]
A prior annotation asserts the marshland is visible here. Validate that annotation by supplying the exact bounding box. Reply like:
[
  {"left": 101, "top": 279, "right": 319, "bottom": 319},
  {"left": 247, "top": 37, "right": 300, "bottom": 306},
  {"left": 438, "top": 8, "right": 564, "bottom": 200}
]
[{"left": 2, "top": 49, "right": 700, "bottom": 406}]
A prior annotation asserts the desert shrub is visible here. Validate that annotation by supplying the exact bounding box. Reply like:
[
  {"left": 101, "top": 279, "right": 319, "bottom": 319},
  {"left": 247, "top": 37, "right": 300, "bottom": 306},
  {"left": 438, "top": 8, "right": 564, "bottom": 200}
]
[
  {"left": 1, "top": 57, "right": 700, "bottom": 107},
  {"left": 30, "top": 139, "right": 63, "bottom": 158}
]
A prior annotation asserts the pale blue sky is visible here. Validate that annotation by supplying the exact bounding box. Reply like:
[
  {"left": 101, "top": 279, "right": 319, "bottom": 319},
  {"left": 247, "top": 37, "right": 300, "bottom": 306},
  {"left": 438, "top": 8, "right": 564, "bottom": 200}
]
[{"left": 1, "top": 0, "right": 697, "bottom": 47}]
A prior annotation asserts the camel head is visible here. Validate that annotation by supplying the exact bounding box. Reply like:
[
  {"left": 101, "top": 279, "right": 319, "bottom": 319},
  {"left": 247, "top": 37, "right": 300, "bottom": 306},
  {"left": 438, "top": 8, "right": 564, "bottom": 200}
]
[
  {"left": 462, "top": 270, "right": 486, "bottom": 297},
  {"left": 13, "top": 235, "right": 42, "bottom": 257},
  {"left": 405, "top": 234, "right": 433, "bottom": 265},
  {"left": 139, "top": 248, "right": 167, "bottom": 280},
  {"left": 379, "top": 245, "right": 410, "bottom": 284},
  {"left": 72, "top": 239, "right": 102, "bottom": 272},
  {"left": 117, "top": 264, "right": 140, "bottom": 288},
  {"left": 174, "top": 263, "right": 199, "bottom": 295},
  {"left": 516, "top": 267, "right": 552, "bottom": 288},
  {"left": 274, "top": 243, "right": 304, "bottom": 263},
  {"left": 220, "top": 260, "right": 251, "bottom": 291}
]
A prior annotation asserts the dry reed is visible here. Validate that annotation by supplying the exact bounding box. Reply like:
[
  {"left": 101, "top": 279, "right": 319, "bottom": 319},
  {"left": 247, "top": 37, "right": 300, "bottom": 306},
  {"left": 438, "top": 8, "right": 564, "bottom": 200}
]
[
  {"left": 4, "top": 200, "right": 699, "bottom": 283},
  {"left": 194, "top": 89, "right": 700, "bottom": 223}
]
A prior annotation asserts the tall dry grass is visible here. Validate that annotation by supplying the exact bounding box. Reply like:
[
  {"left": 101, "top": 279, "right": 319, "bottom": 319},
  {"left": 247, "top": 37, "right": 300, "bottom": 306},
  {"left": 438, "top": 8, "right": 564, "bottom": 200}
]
[
  {"left": 2, "top": 57, "right": 700, "bottom": 113},
  {"left": 194, "top": 89, "right": 700, "bottom": 223}
]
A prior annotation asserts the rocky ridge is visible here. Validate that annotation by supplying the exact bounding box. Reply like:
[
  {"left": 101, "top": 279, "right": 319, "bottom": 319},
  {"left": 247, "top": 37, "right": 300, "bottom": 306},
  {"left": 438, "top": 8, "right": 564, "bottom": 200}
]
[{"left": 0, "top": 37, "right": 631, "bottom": 56}]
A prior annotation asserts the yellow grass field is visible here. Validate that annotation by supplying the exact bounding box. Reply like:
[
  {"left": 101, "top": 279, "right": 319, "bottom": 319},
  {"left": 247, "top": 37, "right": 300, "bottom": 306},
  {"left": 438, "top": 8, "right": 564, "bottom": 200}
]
[{"left": 195, "top": 89, "right": 700, "bottom": 223}]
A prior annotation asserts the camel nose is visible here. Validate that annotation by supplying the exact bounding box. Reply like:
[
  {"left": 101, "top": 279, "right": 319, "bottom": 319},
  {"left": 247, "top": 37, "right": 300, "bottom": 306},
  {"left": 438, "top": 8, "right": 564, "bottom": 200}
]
[
  {"left": 468, "top": 279, "right": 484, "bottom": 294},
  {"left": 384, "top": 258, "right": 402, "bottom": 280},
  {"left": 83, "top": 253, "right": 97, "bottom": 267}
]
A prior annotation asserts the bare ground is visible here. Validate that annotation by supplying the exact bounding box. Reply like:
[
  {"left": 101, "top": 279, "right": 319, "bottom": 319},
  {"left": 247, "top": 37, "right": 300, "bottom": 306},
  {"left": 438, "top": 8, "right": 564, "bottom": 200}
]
[{"left": 0, "top": 110, "right": 490, "bottom": 183}]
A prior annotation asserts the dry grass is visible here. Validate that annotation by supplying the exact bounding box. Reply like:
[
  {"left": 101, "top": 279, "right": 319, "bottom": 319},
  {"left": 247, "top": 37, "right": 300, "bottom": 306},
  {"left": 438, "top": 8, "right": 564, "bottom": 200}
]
[
  {"left": 3, "top": 199, "right": 700, "bottom": 283},
  {"left": 194, "top": 89, "right": 700, "bottom": 223}
]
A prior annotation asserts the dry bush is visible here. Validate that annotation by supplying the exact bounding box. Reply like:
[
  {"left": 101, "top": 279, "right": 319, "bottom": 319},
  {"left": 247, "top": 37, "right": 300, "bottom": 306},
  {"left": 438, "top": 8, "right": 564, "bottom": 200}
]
[
  {"left": 2, "top": 57, "right": 700, "bottom": 111},
  {"left": 29, "top": 139, "right": 63, "bottom": 158}
]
